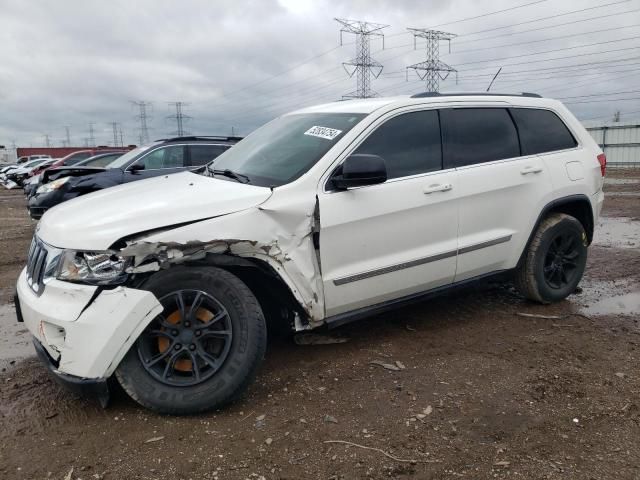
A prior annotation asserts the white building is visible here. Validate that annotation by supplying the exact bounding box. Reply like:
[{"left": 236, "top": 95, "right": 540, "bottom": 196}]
[{"left": 583, "top": 120, "right": 640, "bottom": 168}]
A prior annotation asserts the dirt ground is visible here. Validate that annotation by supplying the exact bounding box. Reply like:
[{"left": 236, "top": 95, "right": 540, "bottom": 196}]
[{"left": 0, "top": 170, "right": 638, "bottom": 480}]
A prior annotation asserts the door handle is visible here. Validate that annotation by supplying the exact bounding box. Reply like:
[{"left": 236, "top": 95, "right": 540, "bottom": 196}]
[
  {"left": 520, "top": 166, "right": 543, "bottom": 175},
  {"left": 423, "top": 183, "right": 453, "bottom": 194}
]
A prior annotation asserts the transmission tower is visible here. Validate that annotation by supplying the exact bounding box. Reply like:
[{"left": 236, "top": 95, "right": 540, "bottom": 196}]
[
  {"left": 335, "top": 18, "right": 389, "bottom": 99},
  {"left": 406, "top": 28, "right": 457, "bottom": 93},
  {"left": 43, "top": 134, "right": 51, "bottom": 148},
  {"left": 167, "top": 102, "right": 191, "bottom": 136},
  {"left": 132, "top": 101, "right": 152, "bottom": 144},
  {"left": 109, "top": 122, "right": 121, "bottom": 147},
  {"left": 88, "top": 123, "right": 96, "bottom": 147},
  {"left": 64, "top": 126, "right": 71, "bottom": 146}
]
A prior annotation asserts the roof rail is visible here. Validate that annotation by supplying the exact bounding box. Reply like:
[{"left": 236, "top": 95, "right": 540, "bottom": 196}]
[
  {"left": 410, "top": 92, "right": 542, "bottom": 98},
  {"left": 157, "top": 135, "right": 244, "bottom": 143}
]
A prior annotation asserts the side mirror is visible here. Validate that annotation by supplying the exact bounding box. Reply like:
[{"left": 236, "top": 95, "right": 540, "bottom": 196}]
[
  {"left": 129, "top": 163, "right": 145, "bottom": 172},
  {"left": 331, "top": 154, "right": 387, "bottom": 190}
]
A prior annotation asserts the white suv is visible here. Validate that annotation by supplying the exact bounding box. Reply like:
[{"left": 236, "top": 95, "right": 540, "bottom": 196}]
[{"left": 16, "top": 93, "right": 605, "bottom": 413}]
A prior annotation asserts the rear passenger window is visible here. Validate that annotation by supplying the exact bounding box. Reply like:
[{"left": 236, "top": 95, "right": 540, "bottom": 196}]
[
  {"left": 354, "top": 110, "right": 442, "bottom": 179},
  {"left": 190, "top": 145, "right": 229, "bottom": 166},
  {"left": 510, "top": 108, "right": 577, "bottom": 155},
  {"left": 441, "top": 108, "right": 520, "bottom": 168}
]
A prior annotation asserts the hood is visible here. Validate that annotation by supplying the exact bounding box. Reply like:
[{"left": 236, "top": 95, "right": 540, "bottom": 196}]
[
  {"left": 37, "top": 171, "right": 273, "bottom": 250},
  {"left": 44, "top": 166, "right": 107, "bottom": 183}
]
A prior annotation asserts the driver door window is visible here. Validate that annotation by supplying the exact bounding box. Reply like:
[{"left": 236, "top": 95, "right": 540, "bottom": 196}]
[
  {"left": 353, "top": 110, "right": 442, "bottom": 179},
  {"left": 136, "top": 145, "right": 185, "bottom": 169}
]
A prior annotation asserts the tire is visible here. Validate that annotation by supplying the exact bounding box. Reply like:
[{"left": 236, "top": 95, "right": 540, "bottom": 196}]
[
  {"left": 116, "top": 266, "right": 267, "bottom": 415},
  {"left": 515, "top": 213, "right": 588, "bottom": 303}
]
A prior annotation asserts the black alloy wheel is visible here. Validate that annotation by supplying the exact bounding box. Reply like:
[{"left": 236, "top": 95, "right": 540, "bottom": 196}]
[
  {"left": 137, "top": 289, "right": 233, "bottom": 387},
  {"left": 542, "top": 232, "right": 581, "bottom": 289}
]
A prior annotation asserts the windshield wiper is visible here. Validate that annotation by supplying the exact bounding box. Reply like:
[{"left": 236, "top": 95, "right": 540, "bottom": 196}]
[{"left": 211, "top": 168, "right": 251, "bottom": 184}]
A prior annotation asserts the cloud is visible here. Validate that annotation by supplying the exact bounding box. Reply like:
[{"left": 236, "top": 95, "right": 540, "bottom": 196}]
[{"left": 1, "top": 0, "right": 638, "bottom": 147}]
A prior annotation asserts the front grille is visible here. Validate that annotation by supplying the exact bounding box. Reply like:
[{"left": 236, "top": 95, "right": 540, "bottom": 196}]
[{"left": 26, "top": 237, "right": 49, "bottom": 295}]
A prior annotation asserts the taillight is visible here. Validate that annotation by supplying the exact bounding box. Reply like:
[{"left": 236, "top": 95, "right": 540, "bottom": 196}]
[{"left": 597, "top": 153, "right": 606, "bottom": 177}]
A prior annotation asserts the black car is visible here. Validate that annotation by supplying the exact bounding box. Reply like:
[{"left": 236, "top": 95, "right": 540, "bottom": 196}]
[
  {"left": 24, "top": 152, "right": 125, "bottom": 198},
  {"left": 28, "top": 136, "right": 241, "bottom": 219}
]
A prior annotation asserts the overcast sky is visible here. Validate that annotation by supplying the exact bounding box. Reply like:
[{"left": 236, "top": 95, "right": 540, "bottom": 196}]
[{"left": 1, "top": 0, "right": 639, "bottom": 148}]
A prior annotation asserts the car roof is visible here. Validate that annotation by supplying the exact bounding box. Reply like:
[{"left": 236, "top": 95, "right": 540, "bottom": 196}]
[{"left": 289, "top": 92, "right": 552, "bottom": 115}]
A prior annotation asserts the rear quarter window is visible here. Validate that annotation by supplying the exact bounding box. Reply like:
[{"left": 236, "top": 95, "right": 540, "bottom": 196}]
[{"left": 509, "top": 108, "right": 577, "bottom": 155}]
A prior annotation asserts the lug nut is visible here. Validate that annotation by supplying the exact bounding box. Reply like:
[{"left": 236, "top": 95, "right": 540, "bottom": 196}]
[
  {"left": 172, "top": 329, "right": 178, "bottom": 336},
  {"left": 175, "top": 344, "right": 181, "bottom": 350},
  {"left": 195, "top": 330, "right": 201, "bottom": 337},
  {"left": 184, "top": 321, "right": 191, "bottom": 327},
  {"left": 189, "top": 344, "right": 196, "bottom": 351}
]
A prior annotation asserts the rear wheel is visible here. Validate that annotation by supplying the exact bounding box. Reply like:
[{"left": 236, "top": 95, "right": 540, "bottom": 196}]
[
  {"left": 116, "top": 266, "right": 266, "bottom": 414},
  {"left": 515, "top": 213, "right": 588, "bottom": 303}
]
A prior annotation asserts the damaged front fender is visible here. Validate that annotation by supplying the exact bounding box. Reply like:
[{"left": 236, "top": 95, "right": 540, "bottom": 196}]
[{"left": 119, "top": 194, "right": 325, "bottom": 325}]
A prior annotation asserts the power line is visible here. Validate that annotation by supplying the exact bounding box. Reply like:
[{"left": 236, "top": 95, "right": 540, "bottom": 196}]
[
  {"left": 447, "top": 23, "right": 640, "bottom": 56},
  {"left": 558, "top": 89, "right": 640, "bottom": 100},
  {"left": 565, "top": 96, "right": 640, "bottom": 105},
  {"left": 406, "top": 28, "right": 457, "bottom": 92},
  {"left": 453, "top": 6, "right": 640, "bottom": 45},
  {"left": 64, "top": 126, "right": 71, "bottom": 146},
  {"left": 167, "top": 102, "right": 192, "bottom": 136},
  {"left": 42, "top": 134, "right": 50, "bottom": 148},
  {"left": 455, "top": 0, "right": 630, "bottom": 38},
  {"left": 336, "top": 18, "right": 389, "bottom": 98},
  {"left": 581, "top": 108, "right": 640, "bottom": 121},
  {"left": 429, "top": 0, "right": 548, "bottom": 29},
  {"left": 453, "top": 34, "right": 640, "bottom": 68}
]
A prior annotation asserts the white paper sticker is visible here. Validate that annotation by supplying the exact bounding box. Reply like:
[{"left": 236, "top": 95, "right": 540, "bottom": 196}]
[{"left": 304, "top": 126, "right": 343, "bottom": 140}]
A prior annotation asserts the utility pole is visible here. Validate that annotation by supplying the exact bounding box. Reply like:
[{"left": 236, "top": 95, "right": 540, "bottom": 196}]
[
  {"left": 335, "top": 18, "right": 389, "bottom": 99},
  {"left": 119, "top": 125, "right": 124, "bottom": 147},
  {"left": 88, "top": 122, "right": 96, "bottom": 147},
  {"left": 83, "top": 138, "right": 89, "bottom": 147},
  {"left": 406, "top": 28, "right": 457, "bottom": 93},
  {"left": 109, "top": 122, "right": 120, "bottom": 147},
  {"left": 43, "top": 134, "right": 51, "bottom": 148},
  {"left": 64, "top": 126, "right": 71, "bottom": 146},
  {"left": 132, "top": 101, "right": 152, "bottom": 145},
  {"left": 613, "top": 110, "right": 621, "bottom": 122},
  {"left": 167, "top": 102, "right": 191, "bottom": 136}
]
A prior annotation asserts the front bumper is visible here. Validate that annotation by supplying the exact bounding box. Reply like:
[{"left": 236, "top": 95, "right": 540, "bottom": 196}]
[
  {"left": 32, "top": 335, "right": 111, "bottom": 407},
  {"left": 16, "top": 268, "right": 163, "bottom": 379},
  {"left": 27, "top": 190, "right": 64, "bottom": 218}
]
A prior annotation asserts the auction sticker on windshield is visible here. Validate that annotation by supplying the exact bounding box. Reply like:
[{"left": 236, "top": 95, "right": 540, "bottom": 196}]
[{"left": 304, "top": 126, "right": 343, "bottom": 140}]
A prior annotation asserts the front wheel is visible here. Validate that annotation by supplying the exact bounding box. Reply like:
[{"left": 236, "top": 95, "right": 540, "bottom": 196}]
[
  {"left": 116, "top": 266, "right": 267, "bottom": 414},
  {"left": 515, "top": 213, "right": 588, "bottom": 303}
]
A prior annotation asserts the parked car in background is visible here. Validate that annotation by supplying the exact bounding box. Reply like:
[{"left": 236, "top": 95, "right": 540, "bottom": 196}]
[
  {"left": 16, "top": 93, "right": 604, "bottom": 414},
  {"left": 28, "top": 136, "right": 241, "bottom": 218},
  {"left": 16, "top": 155, "right": 51, "bottom": 164},
  {"left": 24, "top": 152, "right": 125, "bottom": 198},
  {"left": 29, "top": 148, "right": 127, "bottom": 178},
  {"left": 1, "top": 158, "right": 55, "bottom": 188}
]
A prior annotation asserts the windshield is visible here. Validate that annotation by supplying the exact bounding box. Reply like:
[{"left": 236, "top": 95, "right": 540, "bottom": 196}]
[
  {"left": 209, "top": 112, "right": 366, "bottom": 187},
  {"left": 108, "top": 142, "right": 161, "bottom": 169},
  {"left": 82, "top": 153, "right": 123, "bottom": 168},
  {"left": 23, "top": 158, "right": 48, "bottom": 168}
]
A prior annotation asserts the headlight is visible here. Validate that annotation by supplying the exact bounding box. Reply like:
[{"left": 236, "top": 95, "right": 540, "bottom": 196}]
[
  {"left": 57, "top": 251, "right": 131, "bottom": 285},
  {"left": 36, "top": 176, "right": 70, "bottom": 194}
]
